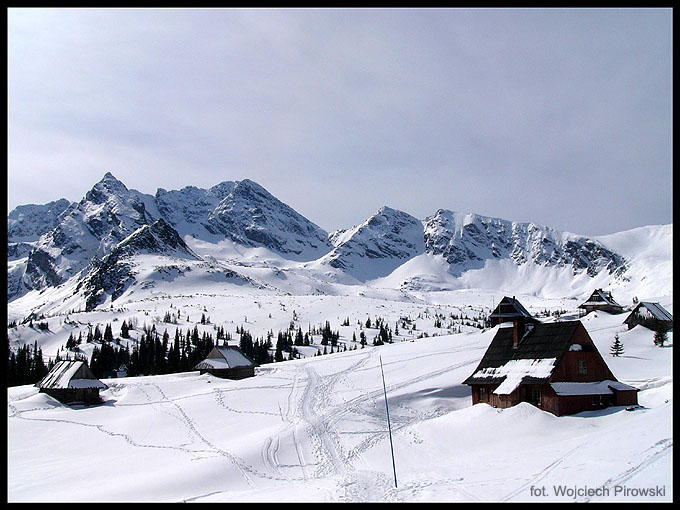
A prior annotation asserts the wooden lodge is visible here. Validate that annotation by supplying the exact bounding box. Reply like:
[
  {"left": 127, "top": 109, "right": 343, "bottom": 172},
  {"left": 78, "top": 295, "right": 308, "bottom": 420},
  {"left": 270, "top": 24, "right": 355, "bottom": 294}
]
[
  {"left": 36, "top": 360, "right": 108, "bottom": 404},
  {"left": 194, "top": 345, "right": 257, "bottom": 380},
  {"left": 624, "top": 302, "right": 673, "bottom": 331},
  {"left": 464, "top": 299, "right": 638, "bottom": 416},
  {"left": 578, "top": 288, "right": 625, "bottom": 315},
  {"left": 489, "top": 296, "right": 540, "bottom": 327}
]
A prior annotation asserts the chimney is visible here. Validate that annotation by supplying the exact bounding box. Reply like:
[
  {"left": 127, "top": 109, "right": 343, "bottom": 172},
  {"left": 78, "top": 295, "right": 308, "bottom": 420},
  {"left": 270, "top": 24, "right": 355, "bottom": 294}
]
[{"left": 513, "top": 319, "right": 524, "bottom": 349}]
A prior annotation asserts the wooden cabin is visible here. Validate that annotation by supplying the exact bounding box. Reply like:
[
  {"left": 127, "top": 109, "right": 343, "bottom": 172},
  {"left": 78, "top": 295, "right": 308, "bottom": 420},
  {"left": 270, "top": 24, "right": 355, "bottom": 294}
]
[
  {"left": 463, "top": 320, "right": 638, "bottom": 416},
  {"left": 194, "top": 345, "right": 257, "bottom": 380},
  {"left": 578, "top": 289, "right": 624, "bottom": 315},
  {"left": 36, "top": 360, "right": 108, "bottom": 404},
  {"left": 624, "top": 302, "right": 673, "bottom": 331},
  {"left": 489, "top": 296, "right": 539, "bottom": 327}
]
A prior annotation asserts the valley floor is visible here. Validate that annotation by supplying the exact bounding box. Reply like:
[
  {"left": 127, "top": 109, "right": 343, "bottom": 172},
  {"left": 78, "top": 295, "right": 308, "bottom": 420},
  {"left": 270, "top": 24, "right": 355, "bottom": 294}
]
[{"left": 7, "top": 299, "right": 673, "bottom": 502}]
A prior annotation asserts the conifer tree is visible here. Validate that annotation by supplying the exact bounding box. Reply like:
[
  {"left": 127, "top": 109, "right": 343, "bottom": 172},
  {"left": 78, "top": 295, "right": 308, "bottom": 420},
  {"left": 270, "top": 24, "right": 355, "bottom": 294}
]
[
  {"left": 610, "top": 333, "right": 624, "bottom": 357},
  {"left": 654, "top": 324, "right": 669, "bottom": 347},
  {"left": 104, "top": 323, "right": 114, "bottom": 343}
]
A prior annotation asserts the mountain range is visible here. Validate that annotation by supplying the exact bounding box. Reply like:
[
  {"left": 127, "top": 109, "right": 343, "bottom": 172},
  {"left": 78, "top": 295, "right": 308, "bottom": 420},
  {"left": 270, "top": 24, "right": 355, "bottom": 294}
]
[{"left": 7, "top": 172, "right": 672, "bottom": 313}]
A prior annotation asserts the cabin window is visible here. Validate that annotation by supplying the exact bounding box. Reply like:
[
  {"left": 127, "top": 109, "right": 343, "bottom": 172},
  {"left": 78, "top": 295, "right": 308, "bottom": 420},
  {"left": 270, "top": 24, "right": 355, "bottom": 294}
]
[
  {"left": 578, "top": 359, "right": 588, "bottom": 375},
  {"left": 479, "top": 386, "right": 488, "bottom": 402},
  {"left": 592, "top": 395, "right": 604, "bottom": 407},
  {"left": 526, "top": 387, "right": 541, "bottom": 406}
]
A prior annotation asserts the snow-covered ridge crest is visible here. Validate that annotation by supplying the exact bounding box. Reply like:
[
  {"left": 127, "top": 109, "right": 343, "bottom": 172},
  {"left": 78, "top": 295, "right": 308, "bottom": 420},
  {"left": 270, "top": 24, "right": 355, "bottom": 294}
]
[
  {"left": 7, "top": 172, "right": 671, "bottom": 308},
  {"left": 7, "top": 198, "right": 72, "bottom": 243},
  {"left": 7, "top": 173, "right": 332, "bottom": 301},
  {"left": 423, "top": 209, "right": 627, "bottom": 278}
]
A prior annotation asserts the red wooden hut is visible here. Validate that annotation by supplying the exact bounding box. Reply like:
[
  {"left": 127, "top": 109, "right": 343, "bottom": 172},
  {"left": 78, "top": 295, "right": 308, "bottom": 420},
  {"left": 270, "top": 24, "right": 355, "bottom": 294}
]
[{"left": 463, "top": 318, "right": 638, "bottom": 416}]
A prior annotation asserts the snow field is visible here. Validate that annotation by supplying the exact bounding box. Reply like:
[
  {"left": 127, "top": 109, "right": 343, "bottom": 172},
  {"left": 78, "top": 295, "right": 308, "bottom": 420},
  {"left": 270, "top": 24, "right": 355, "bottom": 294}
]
[{"left": 8, "top": 300, "right": 672, "bottom": 502}]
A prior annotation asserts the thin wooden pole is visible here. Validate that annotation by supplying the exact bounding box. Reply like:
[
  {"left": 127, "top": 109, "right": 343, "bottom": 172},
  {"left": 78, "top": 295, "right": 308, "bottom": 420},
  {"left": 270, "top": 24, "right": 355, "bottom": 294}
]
[{"left": 379, "top": 355, "right": 398, "bottom": 488}]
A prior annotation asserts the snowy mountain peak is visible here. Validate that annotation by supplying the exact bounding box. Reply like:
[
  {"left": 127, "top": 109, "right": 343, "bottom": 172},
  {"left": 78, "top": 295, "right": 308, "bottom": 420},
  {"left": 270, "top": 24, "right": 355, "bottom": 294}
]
[
  {"left": 8, "top": 173, "right": 668, "bottom": 310},
  {"left": 321, "top": 206, "right": 425, "bottom": 281},
  {"left": 204, "top": 179, "right": 332, "bottom": 261},
  {"left": 86, "top": 172, "right": 130, "bottom": 203}
]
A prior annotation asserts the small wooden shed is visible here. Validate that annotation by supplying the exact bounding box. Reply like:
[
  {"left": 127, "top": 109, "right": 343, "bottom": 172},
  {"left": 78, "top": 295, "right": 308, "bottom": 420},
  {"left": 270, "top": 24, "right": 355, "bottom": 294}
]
[
  {"left": 578, "top": 289, "right": 624, "bottom": 315},
  {"left": 463, "top": 320, "right": 638, "bottom": 416},
  {"left": 194, "top": 345, "right": 257, "bottom": 380},
  {"left": 36, "top": 360, "right": 108, "bottom": 404},
  {"left": 624, "top": 302, "right": 673, "bottom": 331}
]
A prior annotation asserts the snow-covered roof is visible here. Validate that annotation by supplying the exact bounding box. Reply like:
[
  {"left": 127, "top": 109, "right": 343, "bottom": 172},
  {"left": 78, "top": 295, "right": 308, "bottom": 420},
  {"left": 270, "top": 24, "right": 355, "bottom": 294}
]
[
  {"left": 194, "top": 358, "right": 233, "bottom": 370},
  {"left": 471, "top": 358, "right": 558, "bottom": 395},
  {"left": 489, "top": 296, "right": 534, "bottom": 320},
  {"left": 37, "top": 360, "right": 108, "bottom": 390},
  {"left": 550, "top": 380, "right": 638, "bottom": 396},
  {"left": 463, "top": 321, "right": 611, "bottom": 391},
  {"left": 636, "top": 302, "right": 673, "bottom": 322},
  {"left": 194, "top": 346, "right": 256, "bottom": 371},
  {"left": 579, "top": 289, "right": 623, "bottom": 309}
]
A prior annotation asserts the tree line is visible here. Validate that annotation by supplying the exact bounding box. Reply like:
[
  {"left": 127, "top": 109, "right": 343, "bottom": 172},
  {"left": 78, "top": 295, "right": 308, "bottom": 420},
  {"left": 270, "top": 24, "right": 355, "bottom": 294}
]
[{"left": 7, "top": 340, "right": 50, "bottom": 387}]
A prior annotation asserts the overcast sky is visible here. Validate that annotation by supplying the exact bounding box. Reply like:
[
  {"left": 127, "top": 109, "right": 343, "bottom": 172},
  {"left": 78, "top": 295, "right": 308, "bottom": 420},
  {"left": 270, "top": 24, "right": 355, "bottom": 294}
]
[{"left": 7, "top": 8, "right": 672, "bottom": 236}]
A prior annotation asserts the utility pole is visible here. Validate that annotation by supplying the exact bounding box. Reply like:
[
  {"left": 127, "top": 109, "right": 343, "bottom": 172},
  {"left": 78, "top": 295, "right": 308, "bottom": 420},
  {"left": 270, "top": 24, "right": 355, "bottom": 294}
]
[{"left": 379, "top": 355, "right": 398, "bottom": 488}]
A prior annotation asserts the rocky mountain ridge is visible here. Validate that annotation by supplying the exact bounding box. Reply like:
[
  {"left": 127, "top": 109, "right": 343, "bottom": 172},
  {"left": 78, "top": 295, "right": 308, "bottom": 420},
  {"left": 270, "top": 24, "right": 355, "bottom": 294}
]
[{"left": 8, "top": 172, "right": 644, "bottom": 307}]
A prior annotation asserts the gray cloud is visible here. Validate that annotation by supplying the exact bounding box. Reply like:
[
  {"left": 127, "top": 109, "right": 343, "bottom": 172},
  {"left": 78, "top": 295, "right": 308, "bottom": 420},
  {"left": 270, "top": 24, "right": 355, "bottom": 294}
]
[{"left": 8, "top": 8, "right": 672, "bottom": 236}]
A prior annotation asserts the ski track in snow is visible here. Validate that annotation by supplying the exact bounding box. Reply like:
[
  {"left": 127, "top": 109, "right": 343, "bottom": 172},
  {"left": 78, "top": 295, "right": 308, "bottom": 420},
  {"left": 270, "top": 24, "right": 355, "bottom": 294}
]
[
  {"left": 7, "top": 290, "right": 672, "bottom": 502},
  {"left": 575, "top": 438, "right": 673, "bottom": 503}
]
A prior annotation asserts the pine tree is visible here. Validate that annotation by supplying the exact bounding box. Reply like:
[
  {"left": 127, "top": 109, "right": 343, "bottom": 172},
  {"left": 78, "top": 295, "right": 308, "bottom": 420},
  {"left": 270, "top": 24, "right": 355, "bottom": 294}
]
[
  {"left": 121, "top": 320, "right": 129, "bottom": 338},
  {"left": 654, "top": 324, "right": 669, "bottom": 347},
  {"left": 65, "top": 333, "right": 77, "bottom": 350},
  {"left": 610, "top": 333, "right": 624, "bottom": 357},
  {"left": 104, "top": 323, "right": 114, "bottom": 343}
]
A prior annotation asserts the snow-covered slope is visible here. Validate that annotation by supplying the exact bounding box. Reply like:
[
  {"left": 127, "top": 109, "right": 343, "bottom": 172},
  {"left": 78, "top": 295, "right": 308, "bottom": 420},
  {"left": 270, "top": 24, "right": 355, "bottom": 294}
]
[
  {"left": 7, "top": 305, "right": 672, "bottom": 502},
  {"left": 7, "top": 174, "right": 672, "bottom": 503},
  {"left": 76, "top": 218, "right": 202, "bottom": 311},
  {"left": 594, "top": 224, "right": 673, "bottom": 302}
]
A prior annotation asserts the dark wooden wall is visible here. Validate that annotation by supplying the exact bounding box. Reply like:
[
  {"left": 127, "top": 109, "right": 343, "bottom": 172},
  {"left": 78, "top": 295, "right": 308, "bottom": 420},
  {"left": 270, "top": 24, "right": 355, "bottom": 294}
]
[{"left": 199, "top": 367, "right": 255, "bottom": 380}]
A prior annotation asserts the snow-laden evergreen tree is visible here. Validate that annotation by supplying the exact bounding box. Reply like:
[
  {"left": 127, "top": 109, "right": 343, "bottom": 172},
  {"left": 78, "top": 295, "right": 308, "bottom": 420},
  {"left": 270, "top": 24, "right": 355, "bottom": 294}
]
[{"left": 610, "top": 333, "right": 624, "bottom": 357}]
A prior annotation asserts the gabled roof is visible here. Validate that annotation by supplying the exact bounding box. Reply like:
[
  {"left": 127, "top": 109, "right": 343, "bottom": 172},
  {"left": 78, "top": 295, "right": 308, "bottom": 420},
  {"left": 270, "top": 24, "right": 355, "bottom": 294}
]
[
  {"left": 626, "top": 301, "right": 673, "bottom": 322},
  {"left": 579, "top": 288, "right": 623, "bottom": 309},
  {"left": 194, "top": 346, "right": 257, "bottom": 371},
  {"left": 463, "top": 321, "right": 584, "bottom": 390},
  {"left": 36, "top": 360, "right": 108, "bottom": 390},
  {"left": 489, "top": 296, "right": 535, "bottom": 321}
]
